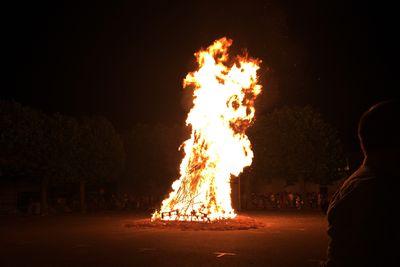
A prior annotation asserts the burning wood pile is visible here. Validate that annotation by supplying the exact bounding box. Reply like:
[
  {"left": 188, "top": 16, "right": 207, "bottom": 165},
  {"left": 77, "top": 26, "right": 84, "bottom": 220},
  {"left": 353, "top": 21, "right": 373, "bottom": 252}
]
[
  {"left": 152, "top": 37, "right": 262, "bottom": 222},
  {"left": 130, "top": 215, "right": 265, "bottom": 231}
]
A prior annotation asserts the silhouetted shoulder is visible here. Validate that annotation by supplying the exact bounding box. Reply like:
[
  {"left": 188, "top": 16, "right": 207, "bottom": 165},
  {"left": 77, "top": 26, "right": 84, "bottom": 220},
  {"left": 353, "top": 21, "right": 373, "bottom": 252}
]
[
  {"left": 328, "top": 166, "right": 376, "bottom": 215},
  {"left": 341, "top": 166, "right": 375, "bottom": 194}
]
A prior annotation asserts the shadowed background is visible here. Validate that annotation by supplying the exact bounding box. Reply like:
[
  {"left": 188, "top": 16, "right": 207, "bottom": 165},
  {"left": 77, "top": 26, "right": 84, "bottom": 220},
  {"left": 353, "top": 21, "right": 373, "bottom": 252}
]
[{"left": 4, "top": 0, "right": 398, "bottom": 154}]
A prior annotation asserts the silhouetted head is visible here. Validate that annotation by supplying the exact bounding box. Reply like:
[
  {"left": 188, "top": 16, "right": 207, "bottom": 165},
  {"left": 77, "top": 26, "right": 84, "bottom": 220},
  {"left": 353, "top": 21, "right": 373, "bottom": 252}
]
[{"left": 358, "top": 100, "right": 399, "bottom": 162}]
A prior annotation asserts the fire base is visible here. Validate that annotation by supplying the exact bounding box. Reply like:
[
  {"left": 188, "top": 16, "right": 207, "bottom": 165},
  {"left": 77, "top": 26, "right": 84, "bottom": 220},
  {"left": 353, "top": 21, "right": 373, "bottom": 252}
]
[{"left": 125, "top": 215, "right": 265, "bottom": 231}]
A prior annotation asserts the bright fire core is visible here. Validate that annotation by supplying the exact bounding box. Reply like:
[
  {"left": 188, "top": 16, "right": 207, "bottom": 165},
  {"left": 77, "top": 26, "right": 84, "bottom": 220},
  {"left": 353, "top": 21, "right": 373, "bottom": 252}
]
[{"left": 152, "top": 37, "right": 262, "bottom": 222}]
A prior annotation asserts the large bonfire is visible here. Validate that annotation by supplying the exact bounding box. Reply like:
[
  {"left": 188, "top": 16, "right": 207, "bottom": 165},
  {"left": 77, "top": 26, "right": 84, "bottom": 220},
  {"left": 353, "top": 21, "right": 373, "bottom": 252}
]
[{"left": 152, "top": 37, "right": 262, "bottom": 222}]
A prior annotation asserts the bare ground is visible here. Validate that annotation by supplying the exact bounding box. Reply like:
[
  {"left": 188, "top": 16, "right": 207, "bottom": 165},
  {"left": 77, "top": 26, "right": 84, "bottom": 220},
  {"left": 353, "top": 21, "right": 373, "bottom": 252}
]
[{"left": 0, "top": 211, "right": 328, "bottom": 267}]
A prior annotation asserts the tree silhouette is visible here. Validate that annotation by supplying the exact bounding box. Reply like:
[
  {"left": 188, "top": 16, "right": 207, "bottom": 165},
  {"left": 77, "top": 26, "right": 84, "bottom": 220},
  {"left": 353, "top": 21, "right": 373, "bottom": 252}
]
[
  {"left": 69, "top": 117, "right": 125, "bottom": 212},
  {"left": 247, "top": 106, "right": 345, "bottom": 193},
  {"left": 122, "top": 123, "right": 184, "bottom": 197},
  {"left": 1, "top": 101, "right": 125, "bottom": 213}
]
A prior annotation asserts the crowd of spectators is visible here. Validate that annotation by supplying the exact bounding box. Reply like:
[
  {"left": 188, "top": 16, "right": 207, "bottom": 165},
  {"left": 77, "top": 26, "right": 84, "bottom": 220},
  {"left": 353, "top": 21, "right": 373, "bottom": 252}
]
[
  {"left": 24, "top": 189, "right": 331, "bottom": 215},
  {"left": 86, "top": 192, "right": 161, "bottom": 212},
  {"left": 249, "top": 191, "right": 330, "bottom": 211},
  {"left": 25, "top": 190, "right": 162, "bottom": 215}
]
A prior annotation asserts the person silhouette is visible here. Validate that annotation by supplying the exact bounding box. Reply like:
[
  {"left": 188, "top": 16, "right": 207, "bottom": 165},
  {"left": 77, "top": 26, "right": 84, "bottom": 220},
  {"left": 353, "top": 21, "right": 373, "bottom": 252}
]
[{"left": 323, "top": 100, "right": 399, "bottom": 267}]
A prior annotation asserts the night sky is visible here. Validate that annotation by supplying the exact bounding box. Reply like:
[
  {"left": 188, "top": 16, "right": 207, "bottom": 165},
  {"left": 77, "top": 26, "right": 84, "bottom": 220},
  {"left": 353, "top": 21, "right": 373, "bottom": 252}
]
[{"left": 4, "top": 0, "right": 398, "bottom": 153}]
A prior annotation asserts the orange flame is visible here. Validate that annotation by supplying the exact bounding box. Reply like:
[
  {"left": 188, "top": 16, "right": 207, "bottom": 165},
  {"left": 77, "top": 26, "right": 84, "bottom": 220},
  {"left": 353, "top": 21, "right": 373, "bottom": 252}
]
[{"left": 152, "top": 37, "right": 262, "bottom": 222}]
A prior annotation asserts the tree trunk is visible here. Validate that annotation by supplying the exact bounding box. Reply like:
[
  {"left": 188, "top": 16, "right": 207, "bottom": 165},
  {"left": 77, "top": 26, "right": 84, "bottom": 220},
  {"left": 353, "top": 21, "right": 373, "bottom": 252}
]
[
  {"left": 300, "top": 178, "right": 307, "bottom": 208},
  {"left": 41, "top": 177, "right": 49, "bottom": 215},
  {"left": 80, "top": 180, "right": 86, "bottom": 213},
  {"left": 241, "top": 173, "right": 251, "bottom": 210},
  {"left": 301, "top": 178, "right": 307, "bottom": 196},
  {"left": 237, "top": 176, "right": 241, "bottom": 211}
]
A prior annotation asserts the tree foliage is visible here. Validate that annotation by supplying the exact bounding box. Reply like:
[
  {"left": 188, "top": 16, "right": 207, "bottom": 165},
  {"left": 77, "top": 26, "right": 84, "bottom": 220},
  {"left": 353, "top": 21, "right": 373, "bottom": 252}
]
[
  {"left": 0, "top": 100, "right": 49, "bottom": 178},
  {"left": 122, "top": 123, "right": 185, "bottom": 196},
  {"left": 66, "top": 116, "right": 125, "bottom": 185},
  {"left": 248, "top": 106, "right": 345, "bottom": 187},
  {"left": 0, "top": 101, "right": 125, "bottom": 202}
]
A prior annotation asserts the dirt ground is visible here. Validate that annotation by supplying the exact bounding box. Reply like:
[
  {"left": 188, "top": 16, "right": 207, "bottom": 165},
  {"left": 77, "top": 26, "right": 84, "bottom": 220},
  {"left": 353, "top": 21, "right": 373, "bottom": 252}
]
[{"left": 0, "top": 211, "right": 328, "bottom": 267}]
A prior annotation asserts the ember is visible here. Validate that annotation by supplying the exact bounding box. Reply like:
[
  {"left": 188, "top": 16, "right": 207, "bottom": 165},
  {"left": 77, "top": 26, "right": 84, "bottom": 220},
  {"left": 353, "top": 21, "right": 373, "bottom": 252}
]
[{"left": 152, "top": 37, "right": 262, "bottom": 222}]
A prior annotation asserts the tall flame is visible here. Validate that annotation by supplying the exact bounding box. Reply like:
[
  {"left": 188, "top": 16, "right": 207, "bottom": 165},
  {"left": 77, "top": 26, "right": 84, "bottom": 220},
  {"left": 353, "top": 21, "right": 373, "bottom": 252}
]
[{"left": 152, "top": 37, "right": 262, "bottom": 222}]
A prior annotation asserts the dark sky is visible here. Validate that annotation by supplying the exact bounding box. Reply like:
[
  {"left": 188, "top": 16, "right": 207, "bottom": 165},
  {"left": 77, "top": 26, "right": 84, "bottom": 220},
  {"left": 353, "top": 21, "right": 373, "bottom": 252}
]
[{"left": 4, "top": 0, "right": 398, "bottom": 152}]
